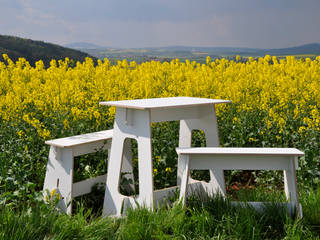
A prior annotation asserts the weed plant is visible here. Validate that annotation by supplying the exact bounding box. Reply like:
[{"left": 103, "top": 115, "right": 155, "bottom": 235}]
[{"left": 0, "top": 187, "right": 319, "bottom": 239}]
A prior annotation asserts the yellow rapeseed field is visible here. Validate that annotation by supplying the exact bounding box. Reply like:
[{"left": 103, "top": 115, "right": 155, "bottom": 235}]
[{"left": 0, "top": 54, "right": 319, "bottom": 139}]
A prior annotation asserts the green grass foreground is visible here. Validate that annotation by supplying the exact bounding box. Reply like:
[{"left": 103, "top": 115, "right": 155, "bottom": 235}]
[{"left": 0, "top": 187, "right": 319, "bottom": 240}]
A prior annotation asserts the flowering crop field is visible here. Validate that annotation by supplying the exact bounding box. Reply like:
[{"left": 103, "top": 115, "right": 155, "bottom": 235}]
[{"left": 0, "top": 54, "right": 319, "bottom": 207}]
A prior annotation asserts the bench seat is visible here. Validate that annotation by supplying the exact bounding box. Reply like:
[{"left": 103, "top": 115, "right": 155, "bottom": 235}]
[
  {"left": 43, "top": 129, "right": 134, "bottom": 214},
  {"left": 45, "top": 130, "right": 114, "bottom": 148},
  {"left": 176, "top": 147, "right": 304, "bottom": 218},
  {"left": 176, "top": 147, "right": 304, "bottom": 156}
]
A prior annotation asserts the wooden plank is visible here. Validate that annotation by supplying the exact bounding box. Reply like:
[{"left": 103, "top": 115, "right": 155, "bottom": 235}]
[
  {"left": 231, "top": 201, "right": 302, "bottom": 217},
  {"left": 284, "top": 156, "right": 302, "bottom": 218},
  {"left": 73, "top": 141, "right": 110, "bottom": 157},
  {"left": 45, "top": 130, "right": 113, "bottom": 148},
  {"left": 72, "top": 174, "right": 107, "bottom": 198},
  {"left": 124, "top": 181, "right": 206, "bottom": 211},
  {"left": 100, "top": 97, "right": 230, "bottom": 110},
  {"left": 189, "top": 155, "right": 292, "bottom": 170},
  {"left": 150, "top": 105, "right": 207, "bottom": 122},
  {"left": 177, "top": 147, "right": 304, "bottom": 156},
  {"left": 178, "top": 155, "right": 190, "bottom": 204}
]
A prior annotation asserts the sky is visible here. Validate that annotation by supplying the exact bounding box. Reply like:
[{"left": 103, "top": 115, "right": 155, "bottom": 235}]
[{"left": 1, "top": 0, "right": 320, "bottom": 48}]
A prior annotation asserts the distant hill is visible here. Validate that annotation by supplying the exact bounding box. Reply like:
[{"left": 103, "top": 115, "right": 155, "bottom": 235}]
[
  {"left": 64, "top": 42, "right": 105, "bottom": 50},
  {"left": 76, "top": 43, "right": 320, "bottom": 60},
  {"left": 0, "top": 35, "right": 97, "bottom": 67},
  {"left": 261, "top": 43, "right": 320, "bottom": 56},
  {"left": 154, "top": 43, "right": 320, "bottom": 56}
]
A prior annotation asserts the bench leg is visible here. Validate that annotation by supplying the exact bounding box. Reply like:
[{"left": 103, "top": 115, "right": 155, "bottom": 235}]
[
  {"left": 43, "top": 146, "right": 73, "bottom": 214},
  {"left": 178, "top": 155, "right": 190, "bottom": 205},
  {"left": 284, "top": 156, "right": 301, "bottom": 218},
  {"left": 178, "top": 104, "right": 226, "bottom": 196}
]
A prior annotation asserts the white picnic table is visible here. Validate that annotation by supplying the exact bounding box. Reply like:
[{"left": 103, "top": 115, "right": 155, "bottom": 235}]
[
  {"left": 100, "top": 97, "right": 230, "bottom": 216},
  {"left": 43, "top": 96, "right": 303, "bottom": 218}
]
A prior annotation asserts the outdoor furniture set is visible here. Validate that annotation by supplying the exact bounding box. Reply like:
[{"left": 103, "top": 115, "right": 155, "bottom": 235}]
[{"left": 43, "top": 97, "right": 303, "bottom": 218}]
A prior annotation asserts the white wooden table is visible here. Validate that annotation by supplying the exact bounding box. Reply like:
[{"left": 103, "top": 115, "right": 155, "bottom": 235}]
[{"left": 100, "top": 97, "right": 230, "bottom": 216}]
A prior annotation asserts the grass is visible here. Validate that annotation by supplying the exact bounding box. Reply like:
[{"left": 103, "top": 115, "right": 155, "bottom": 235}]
[{"left": 0, "top": 186, "right": 319, "bottom": 240}]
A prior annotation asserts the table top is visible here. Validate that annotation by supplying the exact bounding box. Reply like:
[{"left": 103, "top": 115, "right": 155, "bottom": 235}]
[{"left": 100, "top": 97, "right": 231, "bottom": 110}]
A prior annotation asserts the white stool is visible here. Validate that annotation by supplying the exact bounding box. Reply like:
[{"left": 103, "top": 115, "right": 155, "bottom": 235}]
[
  {"left": 43, "top": 130, "right": 134, "bottom": 214},
  {"left": 176, "top": 147, "right": 304, "bottom": 218}
]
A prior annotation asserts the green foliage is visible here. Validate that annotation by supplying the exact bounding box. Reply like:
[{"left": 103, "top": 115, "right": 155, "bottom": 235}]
[
  {"left": 0, "top": 203, "right": 119, "bottom": 240},
  {"left": 300, "top": 185, "right": 320, "bottom": 234},
  {"left": 0, "top": 190, "right": 319, "bottom": 239}
]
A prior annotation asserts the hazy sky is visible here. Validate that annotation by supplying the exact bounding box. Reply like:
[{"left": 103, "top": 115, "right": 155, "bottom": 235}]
[{"left": 1, "top": 0, "right": 320, "bottom": 48}]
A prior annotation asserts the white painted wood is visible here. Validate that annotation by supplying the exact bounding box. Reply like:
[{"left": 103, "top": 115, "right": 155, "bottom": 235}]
[
  {"left": 201, "top": 105, "right": 226, "bottom": 196},
  {"left": 72, "top": 174, "right": 107, "bottom": 198},
  {"left": 188, "top": 155, "right": 293, "bottom": 170},
  {"left": 101, "top": 97, "right": 230, "bottom": 216},
  {"left": 178, "top": 155, "right": 190, "bottom": 205},
  {"left": 73, "top": 141, "right": 111, "bottom": 157},
  {"left": 105, "top": 180, "right": 206, "bottom": 216},
  {"left": 177, "top": 147, "right": 304, "bottom": 156},
  {"left": 284, "top": 156, "right": 302, "bottom": 218},
  {"left": 176, "top": 147, "right": 303, "bottom": 218},
  {"left": 103, "top": 108, "right": 154, "bottom": 217},
  {"left": 100, "top": 97, "right": 231, "bottom": 110},
  {"left": 125, "top": 180, "right": 206, "bottom": 211},
  {"left": 151, "top": 105, "right": 211, "bottom": 123},
  {"left": 177, "top": 120, "right": 192, "bottom": 186},
  {"left": 153, "top": 180, "right": 206, "bottom": 206},
  {"left": 43, "top": 147, "right": 73, "bottom": 214},
  {"left": 178, "top": 104, "right": 226, "bottom": 196},
  {"left": 231, "top": 201, "right": 302, "bottom": 217},
  {"left": 102, "top": 131, "right": 126, "bottom": 217},
  {"left": 153, "top": 186, "right": 178, "bottom": 205},
  {"left": 136, "top": 110, "right": 154, "bottom": 209},
  {"left": 45, "top": 130, "right": 113, "bottom": 148},
  {"left": 43, "top": 129, "right": 134, "bottom": 214}
]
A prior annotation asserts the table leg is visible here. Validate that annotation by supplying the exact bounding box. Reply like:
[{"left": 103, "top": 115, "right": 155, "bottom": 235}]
[
  {"left": 103, "top": 108, "right": 153, "bottom": 216},
  {"left": 178, "top": 104, "right": 226, "bottom": 196}
]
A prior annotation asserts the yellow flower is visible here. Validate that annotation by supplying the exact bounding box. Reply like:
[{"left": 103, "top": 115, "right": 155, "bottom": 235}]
[
  {"left": 233, "top": 117, "right": 238, "bottom": 123},
  {"left": 63, "top": 119, "right": 70, "bottom": 129},
  {"left": 165, "top": 167, "right": 172, "bottom": 173},
  {"left": 0, "top": 54, "right": 318, "bottom": 144},
  {"left": 155, "top": 156, "right": 161, "bottom": 162},
  {"left": 49, "top": 188, "right": 61, "bottom": 201},
  {"left": 17, "top": 130, "right": 24, "bottom": 138},
  {"left": 50, "top": 188, "right": 57, "bottom": 197},
  {"left": 298, "top": 126, "right": 306, "bottom": 133},
  {"left": 248, "top": 137, "right": 257, "bottom": 142}
]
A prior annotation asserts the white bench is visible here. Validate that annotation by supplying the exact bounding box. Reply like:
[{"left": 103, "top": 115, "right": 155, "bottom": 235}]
[
  {"left": 176, "top": 147, "right": 304, "bottom": 218},
  {"left": 43, "top": 130, "right": 134, "bottom": 214}
]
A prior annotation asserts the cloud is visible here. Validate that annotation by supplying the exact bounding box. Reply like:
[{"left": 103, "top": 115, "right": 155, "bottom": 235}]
[{"left": 0, "top": 0, "right": 320, "bottom": 48}]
